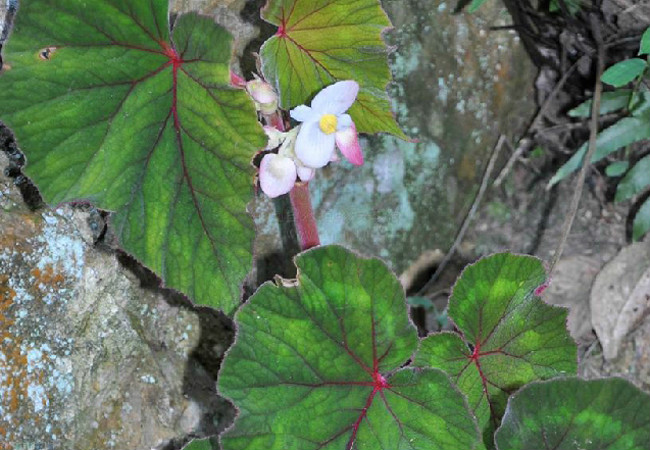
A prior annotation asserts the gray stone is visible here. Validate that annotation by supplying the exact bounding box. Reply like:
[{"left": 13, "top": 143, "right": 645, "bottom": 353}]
[{"left": 0, "top": 149, "right": 231, "bottom": 449}]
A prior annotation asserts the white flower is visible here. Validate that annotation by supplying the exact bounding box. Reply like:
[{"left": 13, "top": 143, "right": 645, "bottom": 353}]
[
  {"left": 258, "top": 128, "right": 315, "bottom": 198},
  {"left": 258, "top": 153, "right": 296, "bottom": 198},
  {"left": 290, "top": 80, "right": 364, "bottom": 168}
]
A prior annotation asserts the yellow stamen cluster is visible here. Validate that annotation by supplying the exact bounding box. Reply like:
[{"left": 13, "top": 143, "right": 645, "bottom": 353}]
[{"left": 319, "top": 114, "right": 338, "bottom": 135}]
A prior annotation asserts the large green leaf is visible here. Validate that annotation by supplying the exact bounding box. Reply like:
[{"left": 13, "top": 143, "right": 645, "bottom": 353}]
[
  {"left": 414, "top": 253, "right": 577, "bottom": 447},
  {"left": 259, "top": 0, "right": 405, "bottom": 138},
  {"left": 219, "top": 245, "right": 481, "bottom": 450},
  {"left": 0, "top": 1, "right": 266, "bottom": 313},
  {"left": 615, "top": 154, "right": 650, "bottom": 202},
  {"left": 495, "top": 377, "right": 650, "bottom": 450},
  {"left": 549, "top": 117, "right": 650, "bottom": 186}
]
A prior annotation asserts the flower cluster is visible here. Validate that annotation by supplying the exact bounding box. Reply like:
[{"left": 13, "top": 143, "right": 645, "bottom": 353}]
[{"left": 257, "top": 80, "right": 364, "bottom": 198}]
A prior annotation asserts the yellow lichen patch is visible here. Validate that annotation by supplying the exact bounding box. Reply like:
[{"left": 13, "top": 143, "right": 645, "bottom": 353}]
[
  {"left": 0, "top": 275, "right": 54, "bottom": 444},
  {"left": 31, "top": 266, "right": 66, "bottom": 291}
]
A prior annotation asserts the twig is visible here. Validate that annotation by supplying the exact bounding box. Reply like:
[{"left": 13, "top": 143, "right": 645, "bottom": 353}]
[
  {"left": 494, "top": 57, "right": 585, "bottom": 187},
  {"left": 549, "top": 14, "right": 605, "bottom": 275},
  {"left": 417, "top": 135, "right": 505, "bottom": 296},
  {"left": 494, "top": 137, "right": 528, "bottom": 187}
]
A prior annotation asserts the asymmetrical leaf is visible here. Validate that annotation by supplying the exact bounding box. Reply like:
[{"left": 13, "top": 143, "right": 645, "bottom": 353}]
[
  {"left": 605, "top": 161, "right": 629, "bottom": 177},
  {"left": 550, "top": 117, "right": 650, "bottom": 186},
  {"left": 601, "top": 58, "right": 647, "bottom": 87},
  {"left": 615, "top": 154, "right": 650, "bottom": 202},
  {"left": 414, "top": 253, "right": 577, "bottom": 446},
  {"left": 633, "top": 196, "right": 650, "bottom": 240},
  {"left": 640, "top": 27, "right": 650, "bottom": 55},
  {"left": 259, "top": 0, "right": 405, "bottom": 137},
  {"left": 567, "top": 90, "right": 631, "bottom": 118},
  {"left": 0, "top": 0, "right": 266, "bottom": 313},
  {"left": 219, "top": 245, "right": 481, "bottom": 450},
  {"left": 495, "top": 377, "right": 650, "bottom": 450}
]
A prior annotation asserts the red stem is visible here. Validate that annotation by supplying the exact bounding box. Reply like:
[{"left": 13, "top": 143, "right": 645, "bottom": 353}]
[{"left": 289, "top": 182, "right": 320, "bottom": 250}]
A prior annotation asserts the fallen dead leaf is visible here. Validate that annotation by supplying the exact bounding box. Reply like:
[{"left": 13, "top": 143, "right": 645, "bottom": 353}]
[
  {"left": 591, "top": 240, "right": 650, "bottom": 361},
  {"left": 543, "top": 255, "right": 602, "bottom": 343}
]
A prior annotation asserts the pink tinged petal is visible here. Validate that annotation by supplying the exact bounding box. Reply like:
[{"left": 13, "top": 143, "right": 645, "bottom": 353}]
[
  {"left": 246, "top": 79, "right": 277, "bottom": 104},
  {"left": 297, "top": 166, "right": 315, "bottom": 182},
  {"left": 311, "top": 80, "right": 359, "bottom": 115},
  {"left": 295, "top": 121, "right": 336, "bottom": 168},
  {"left": 336, "top": 122, "right": 363, "bottom": 166},
  {"left": 259, "top": 154, "right": 297, "bottom": 198},
  {"left": 289, "top": 105, "right": 316, "bottom": 123},
  {"left": 230, "top": 71, "right": 246, "bottom": 88}
]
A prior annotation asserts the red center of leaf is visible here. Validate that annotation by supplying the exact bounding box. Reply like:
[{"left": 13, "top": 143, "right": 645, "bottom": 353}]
[
  {"left": 373, "top": 371, "right": 390, "bottom": 391},
  {"left": 161, "top": 43, "right": 183, "bottom": 129}
]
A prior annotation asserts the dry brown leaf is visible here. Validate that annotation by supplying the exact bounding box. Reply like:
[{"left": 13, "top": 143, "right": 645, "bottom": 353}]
[
  {"left": 591, "top": 241, "right": 650, "bottom": 360},
  {"left": 543, "top": 255, "right": 602, "bottom": 343}
]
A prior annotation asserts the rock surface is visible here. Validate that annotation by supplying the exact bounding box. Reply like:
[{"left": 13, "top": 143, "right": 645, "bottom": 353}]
[
  {"left": 0, "top": 150, "right": 234, "bottom": 449},
  {"left": 252, "top": 0, "right": 537, "bottom": 275}
]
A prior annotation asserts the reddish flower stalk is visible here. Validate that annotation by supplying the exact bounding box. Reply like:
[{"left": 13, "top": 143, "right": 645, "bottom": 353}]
[
  {"left": 289, "top": 182, "right": 320, "bottom": 250},
  {"left": 269, "top": 111, "right": 321, "bottom": 250}
]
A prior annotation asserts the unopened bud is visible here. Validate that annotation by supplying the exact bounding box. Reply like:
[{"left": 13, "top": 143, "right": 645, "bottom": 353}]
[{"left": 246, "top": 79, "right": 278, "bottom": 115}]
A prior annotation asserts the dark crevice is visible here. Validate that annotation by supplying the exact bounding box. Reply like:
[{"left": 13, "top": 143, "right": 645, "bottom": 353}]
[
  {"left": 0, "top": 122, "right": 44, "bottom": 210},
  {"left": 114, "top": 250, "right": 237, "bottom": 450}
]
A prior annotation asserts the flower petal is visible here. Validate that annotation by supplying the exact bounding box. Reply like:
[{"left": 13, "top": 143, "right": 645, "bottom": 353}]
[
  {"left": 259, "top": 154, "right": 297, "bottom": 198},
  {"left": 295, "top": 121, "right": 336, "bottom": 168},
  {"left": 290, "top": 105, "right": 317, "bottom": 123},
  {"left": 311, "top": 80, "right": 359, "bottom": 115},
  {"left": 337, "top": 113, "right": 353, "bottom": 131},
  {"left": 336, "top": 122, "right": 363, "bottom": 166},
  {"left": 297, "top": 165, "right": 315, "bottom": 182}
]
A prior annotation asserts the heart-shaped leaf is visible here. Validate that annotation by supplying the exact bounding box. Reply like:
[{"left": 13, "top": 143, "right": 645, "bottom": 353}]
[
  {"left": 219, "top": 245, "right": 481, "bottom": 450},
  {"left": 259, "top": 0, "right": 405, "bottom": 138},
  {"left": 414, "top": 253, "right": 577, "bottom": 446},
  {"left": 0, "top": 1, "right": 266, "bottom": 313},
  {"left": 495, "top": 377, "right": 650, "bottom": 450}
]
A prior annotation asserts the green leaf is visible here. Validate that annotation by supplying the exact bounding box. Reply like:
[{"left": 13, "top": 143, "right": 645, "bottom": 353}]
[
  {"left": 615, "top": 155, "right": 650, "bottom": 202},
  {"left": 605, "top": 161, "right": 629, "bottom": 177},
  {"left": 639, "top": 27, "right": 650, "bottom": 55},
  {"left": 567, "top": 90, "right": 632, "bottom": 118},
  {"left": 468, "top": 0, "right": 490, "bottom": 12},
  {"left": 414, "top": 253, "right": 577, "bottom": 446},
  {"left": 259, "top": 0, "right": 405, "bottom": 138},
  {"left": 633, "top": 196, "right": 650, "bottom": 240},
  {"left": 601, "top": 58, "right": 647, "bottom": 87},
  {"left": 0, "top": 1, "right": 266, "bottom": 313},
  {"left": 549, "top": 0, "right": 582, "bottom": 14},
  {"left": 219, "top": 245, "right": 481, "bottom": 450},
  {"left": 549, "top": 117, "right": 650, "bottom": 186},
  {"left": 183, "top": 439, "right": 214, "bottom": 450},
  {"left": 495, "top": 377, "right": 650, "bottom": 450}
]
